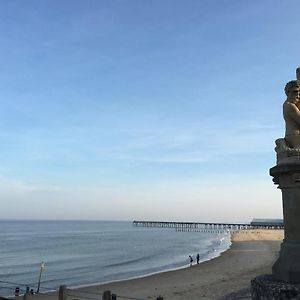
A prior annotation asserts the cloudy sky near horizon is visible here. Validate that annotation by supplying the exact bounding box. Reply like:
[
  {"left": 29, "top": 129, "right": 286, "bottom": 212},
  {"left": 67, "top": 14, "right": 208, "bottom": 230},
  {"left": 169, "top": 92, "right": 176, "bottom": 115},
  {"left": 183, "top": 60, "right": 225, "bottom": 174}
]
[{"left": 0, "top": 0, "right": 299, "bottom": 222}]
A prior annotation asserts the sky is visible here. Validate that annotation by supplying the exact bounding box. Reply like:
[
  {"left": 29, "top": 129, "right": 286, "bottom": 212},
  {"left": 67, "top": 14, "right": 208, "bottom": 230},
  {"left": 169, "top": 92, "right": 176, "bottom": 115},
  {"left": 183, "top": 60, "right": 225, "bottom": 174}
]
[{"left": 0, "top": 0, "right": 299, "bottom": 222}]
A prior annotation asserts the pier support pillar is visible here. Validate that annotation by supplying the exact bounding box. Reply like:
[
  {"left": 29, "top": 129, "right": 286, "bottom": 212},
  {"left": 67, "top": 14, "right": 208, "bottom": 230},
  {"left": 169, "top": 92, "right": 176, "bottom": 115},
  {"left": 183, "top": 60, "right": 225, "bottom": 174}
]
[{"left": 270, "top": 163, "right": 300, "bottom": 283}]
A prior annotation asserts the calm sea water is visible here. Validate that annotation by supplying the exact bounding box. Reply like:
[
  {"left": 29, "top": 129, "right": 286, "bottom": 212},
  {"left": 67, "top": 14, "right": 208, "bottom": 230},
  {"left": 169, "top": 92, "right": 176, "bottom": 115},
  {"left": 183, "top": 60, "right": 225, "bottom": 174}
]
[{"left": 0, "top": 220, "right": 231, "bottom": 296}]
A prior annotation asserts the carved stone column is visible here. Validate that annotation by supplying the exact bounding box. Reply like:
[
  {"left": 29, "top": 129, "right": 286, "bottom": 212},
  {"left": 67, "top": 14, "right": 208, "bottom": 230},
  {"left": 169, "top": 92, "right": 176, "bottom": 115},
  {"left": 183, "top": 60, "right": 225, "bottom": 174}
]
[
  {"left": 270, "top": 163, "right": 300, "bottom": 283},
  {"left": 251, "top": 71, "right": 300, "bottom": 299}
]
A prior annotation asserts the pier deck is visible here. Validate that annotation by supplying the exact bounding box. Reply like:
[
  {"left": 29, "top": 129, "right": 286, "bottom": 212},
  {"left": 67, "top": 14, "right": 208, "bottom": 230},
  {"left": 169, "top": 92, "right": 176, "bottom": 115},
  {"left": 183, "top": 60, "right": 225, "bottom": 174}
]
[{"left": 133, "top": 220, "right": 283, "bottom": 230}]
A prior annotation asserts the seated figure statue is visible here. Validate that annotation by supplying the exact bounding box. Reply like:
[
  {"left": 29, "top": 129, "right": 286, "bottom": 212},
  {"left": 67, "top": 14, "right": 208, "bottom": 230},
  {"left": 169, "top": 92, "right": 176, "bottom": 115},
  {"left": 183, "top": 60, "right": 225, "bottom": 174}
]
[
  {"left": 284, "top": 80, "right": 300, "bottom": 148},
  {"left": 275, "top": 80, "right": 300, "bottom": 164}
]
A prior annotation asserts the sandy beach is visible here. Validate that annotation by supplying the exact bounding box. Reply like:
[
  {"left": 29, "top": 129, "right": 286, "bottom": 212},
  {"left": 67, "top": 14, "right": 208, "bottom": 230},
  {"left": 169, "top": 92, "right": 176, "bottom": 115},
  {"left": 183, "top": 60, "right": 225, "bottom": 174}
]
[{"left": 31, "top": 229, "right": 283, "bottom": 300}]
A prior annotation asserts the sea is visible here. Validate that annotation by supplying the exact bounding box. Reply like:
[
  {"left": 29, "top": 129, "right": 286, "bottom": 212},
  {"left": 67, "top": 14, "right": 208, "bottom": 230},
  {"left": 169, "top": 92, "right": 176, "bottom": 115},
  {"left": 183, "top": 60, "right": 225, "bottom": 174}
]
[{"left": 0, "top": 220, "right": 231, "bottom": 296}]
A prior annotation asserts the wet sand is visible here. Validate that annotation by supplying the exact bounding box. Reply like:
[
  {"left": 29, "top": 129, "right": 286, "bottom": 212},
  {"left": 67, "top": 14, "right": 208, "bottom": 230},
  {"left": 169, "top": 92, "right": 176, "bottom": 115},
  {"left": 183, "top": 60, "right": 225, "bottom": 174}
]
[{"left": 32, "top": 229, "right": 283, "bottom": 300}]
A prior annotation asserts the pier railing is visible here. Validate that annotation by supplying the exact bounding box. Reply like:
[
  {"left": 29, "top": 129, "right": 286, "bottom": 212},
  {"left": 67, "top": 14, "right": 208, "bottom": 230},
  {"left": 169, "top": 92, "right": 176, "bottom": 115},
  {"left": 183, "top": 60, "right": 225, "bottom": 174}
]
[{"left": 132, "top": 220, "right": 284, "bottom": 231}]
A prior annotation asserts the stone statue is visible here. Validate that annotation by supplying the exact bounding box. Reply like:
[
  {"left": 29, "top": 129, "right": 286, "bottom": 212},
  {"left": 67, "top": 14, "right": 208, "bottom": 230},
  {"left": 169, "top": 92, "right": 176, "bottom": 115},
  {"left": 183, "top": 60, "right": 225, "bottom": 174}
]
[
  {"left": 275, "top": 76, "right": 300, "bottom": 164},
  {"left": 251, "top": 67, "right": 300, "bottom": 298},
  {"left": 270, "top": 67, "right": 300, "bottom": 285},
  {"left": 283, "top": 80, "right": 300, "bottom": 148}
]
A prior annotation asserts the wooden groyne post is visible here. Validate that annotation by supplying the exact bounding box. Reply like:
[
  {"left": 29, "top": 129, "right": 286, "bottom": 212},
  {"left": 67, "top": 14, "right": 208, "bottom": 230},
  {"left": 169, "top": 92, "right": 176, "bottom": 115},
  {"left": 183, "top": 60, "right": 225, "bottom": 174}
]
[
  {"left": 59, "top": 285, "right": 67, "bottom": 300},
  {"left": 102, "top": 290, "right": 111, "bottom": 300},
  {"left": 59, "top": 286, "right": 163, "bottom": 300}
]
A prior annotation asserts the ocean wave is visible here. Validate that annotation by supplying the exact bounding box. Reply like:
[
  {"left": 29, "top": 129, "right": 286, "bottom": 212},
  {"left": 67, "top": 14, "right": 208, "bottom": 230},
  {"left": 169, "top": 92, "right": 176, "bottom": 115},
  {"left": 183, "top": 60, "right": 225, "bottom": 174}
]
[
  {"left": 103, "top": 252, "right": 163, "bottom": 268},
  {"left": 0, "top": 221, "right": 232, "bottom": 297}
]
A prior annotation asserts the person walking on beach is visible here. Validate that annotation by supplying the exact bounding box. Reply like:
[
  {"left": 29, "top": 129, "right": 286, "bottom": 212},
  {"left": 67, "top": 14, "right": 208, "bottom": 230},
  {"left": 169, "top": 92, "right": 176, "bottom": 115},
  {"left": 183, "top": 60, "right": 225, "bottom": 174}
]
[
  {"left": 196, "top": 253, "right": 200, "bottom": 264},
  {"left": 189, "top": 255, "right": 193, "bottom": 267}
]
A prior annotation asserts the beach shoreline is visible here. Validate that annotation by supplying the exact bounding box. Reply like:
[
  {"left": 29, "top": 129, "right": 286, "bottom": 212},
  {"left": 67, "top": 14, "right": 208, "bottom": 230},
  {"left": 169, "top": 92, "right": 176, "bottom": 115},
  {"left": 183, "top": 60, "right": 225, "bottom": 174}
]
[
  {"left": 28, "top": 229, "right": 283, "bottom": 300},
  {"left": 63, "top": 232, "right": 231, "bottom": 292}
]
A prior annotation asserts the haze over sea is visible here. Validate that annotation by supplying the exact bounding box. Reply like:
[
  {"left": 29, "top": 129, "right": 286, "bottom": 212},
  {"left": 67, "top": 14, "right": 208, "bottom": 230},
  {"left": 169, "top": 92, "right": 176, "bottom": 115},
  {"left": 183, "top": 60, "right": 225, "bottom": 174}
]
[{"left": 0, "top": 220, "right": 230, "bottom": 296}]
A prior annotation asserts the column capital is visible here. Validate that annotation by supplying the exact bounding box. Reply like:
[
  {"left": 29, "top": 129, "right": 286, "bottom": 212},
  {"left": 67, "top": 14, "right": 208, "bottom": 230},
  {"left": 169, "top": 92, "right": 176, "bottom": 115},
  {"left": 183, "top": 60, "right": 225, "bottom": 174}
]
[{"left": 270, "top": 163, "right": 300, "bottom": 188}]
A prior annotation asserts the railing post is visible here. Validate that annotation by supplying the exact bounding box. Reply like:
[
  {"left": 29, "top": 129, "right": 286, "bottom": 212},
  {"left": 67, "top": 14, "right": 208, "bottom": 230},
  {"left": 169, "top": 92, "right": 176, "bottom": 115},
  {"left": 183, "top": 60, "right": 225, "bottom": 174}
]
[
  {"left": 102, "top": 290, "right": 111, "bottom": 300},
  {"left": 59, "top": 285, "right": 67, "bottom": 300}
]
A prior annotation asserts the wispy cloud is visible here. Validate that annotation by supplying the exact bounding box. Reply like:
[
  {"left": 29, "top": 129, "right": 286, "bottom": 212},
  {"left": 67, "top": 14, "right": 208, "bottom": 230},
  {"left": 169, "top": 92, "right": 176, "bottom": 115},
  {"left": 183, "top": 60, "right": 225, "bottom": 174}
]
[{"left": 0, "top": 111, "right": 280, "bottom": 167}]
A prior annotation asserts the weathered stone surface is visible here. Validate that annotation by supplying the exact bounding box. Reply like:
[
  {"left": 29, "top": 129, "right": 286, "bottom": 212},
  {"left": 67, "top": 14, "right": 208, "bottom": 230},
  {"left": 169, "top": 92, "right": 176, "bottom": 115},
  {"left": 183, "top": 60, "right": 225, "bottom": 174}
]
[
  {"left": 276, "top": 77, "right": 300, "bottom": 163},
  {"left": 270, "top": 69, "right": 300, "bottom": 284},
  {"left": 275, "top": 79, "right": 300, "bottom": 163},
  {"left": 296, "top": 68, "right": 300, "bottom": 80},
  {"left": 270, "top": 163, "right": 300, "bottom": 283},
  {"left": 275, "top": 138, "right": 300, "bottom": 165},
  {"left": 283, "top": 80, "right": 300, "bottom": 149},
  {"left": 251, "top": 274, "right": 300, "bottom": 300}
]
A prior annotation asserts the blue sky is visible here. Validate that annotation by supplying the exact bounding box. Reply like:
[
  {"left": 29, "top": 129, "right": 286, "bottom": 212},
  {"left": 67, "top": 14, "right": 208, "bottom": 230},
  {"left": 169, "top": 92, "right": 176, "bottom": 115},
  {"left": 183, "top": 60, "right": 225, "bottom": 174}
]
[{"left": 0, "top": 0, "right": 299, "bottom": 221}]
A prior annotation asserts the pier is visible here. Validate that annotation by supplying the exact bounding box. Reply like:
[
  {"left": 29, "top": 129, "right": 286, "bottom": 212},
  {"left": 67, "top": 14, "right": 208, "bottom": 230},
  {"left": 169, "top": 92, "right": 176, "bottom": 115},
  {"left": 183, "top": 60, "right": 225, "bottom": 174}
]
[{"left": 132, "top": 220, "right": 284, "bottom": 231}]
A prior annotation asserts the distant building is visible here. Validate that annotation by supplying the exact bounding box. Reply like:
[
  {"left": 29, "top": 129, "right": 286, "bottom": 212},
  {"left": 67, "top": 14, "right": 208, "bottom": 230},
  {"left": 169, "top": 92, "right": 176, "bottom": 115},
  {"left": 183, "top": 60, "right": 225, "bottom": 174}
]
[{"left": 250, "top": 218, "right": 283, "bottom": 228}]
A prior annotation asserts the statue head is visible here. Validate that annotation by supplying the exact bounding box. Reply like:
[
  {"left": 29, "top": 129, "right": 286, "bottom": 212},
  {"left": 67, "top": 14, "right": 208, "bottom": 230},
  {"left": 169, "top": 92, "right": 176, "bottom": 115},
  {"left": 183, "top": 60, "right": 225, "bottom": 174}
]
[{"left": 284, "top": 80, "right": 300, "bottom": 103}]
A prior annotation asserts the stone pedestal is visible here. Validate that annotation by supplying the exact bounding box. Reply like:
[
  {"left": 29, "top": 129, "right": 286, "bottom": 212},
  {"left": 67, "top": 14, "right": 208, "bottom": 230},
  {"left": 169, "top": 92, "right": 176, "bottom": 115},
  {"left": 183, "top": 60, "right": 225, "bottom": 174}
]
[{"left": 270, "top": 163, "right": 300, "bottom": 283}]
